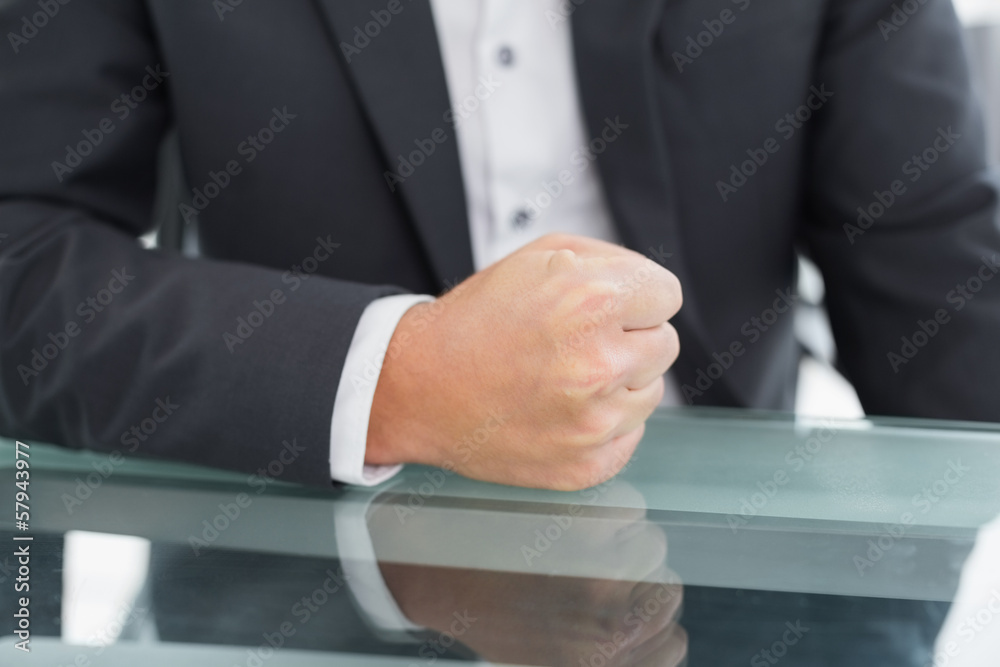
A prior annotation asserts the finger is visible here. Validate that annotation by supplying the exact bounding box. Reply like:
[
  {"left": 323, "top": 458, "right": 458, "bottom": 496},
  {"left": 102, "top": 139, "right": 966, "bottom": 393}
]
[
  {"left": 562, "top": 519, "right": 667, "bottom": 586},
  {"left": 582, "top": 255, "right": 682, "bottom": 331},
  {"left": 602, "top": 377, "right": 663, "bottom": 440},
  {"left": 627, "top": 565, "right": 684, "bottom": 622},
  {"left": 607, "top": 522, "right": 669, "bottom": 584},
  {"left": 583, "top": 423, "right": 646, "bottom": 488},
  {"left": 632, "top": 624, "right": 688, "bottom": 667},
  {"left": 618, "top": 322, "right": 680, "bottom": 390}
]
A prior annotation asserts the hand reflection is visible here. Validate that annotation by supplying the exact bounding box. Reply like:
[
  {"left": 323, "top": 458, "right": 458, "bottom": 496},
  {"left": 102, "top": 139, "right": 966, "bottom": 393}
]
[{"left": 367, "top": 482, "right": 687, "bottom": 667}]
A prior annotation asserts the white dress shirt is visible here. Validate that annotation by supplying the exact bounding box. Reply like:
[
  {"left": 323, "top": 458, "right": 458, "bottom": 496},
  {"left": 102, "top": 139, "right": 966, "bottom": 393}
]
[
  {"left": 333, "top": 0, "right": 683, "bottom": 640},
  {"left": 329, "top": 0, "right": 678, "bottom": 487}
]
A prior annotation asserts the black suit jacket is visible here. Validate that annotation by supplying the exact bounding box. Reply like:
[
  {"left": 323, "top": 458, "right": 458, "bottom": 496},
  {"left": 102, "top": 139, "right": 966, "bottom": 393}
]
[{"left": 1, "top": 0, "right": 998, "bottom": 486}]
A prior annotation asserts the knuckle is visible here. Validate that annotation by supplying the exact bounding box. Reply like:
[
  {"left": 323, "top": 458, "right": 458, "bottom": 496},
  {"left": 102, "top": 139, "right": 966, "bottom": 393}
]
[
  {"left": 664, "top": 269, "right": 683, "bottom": 310},
  {"left": 546, "top": 247, "right": 578, "bottom": 272},
  {"left": 565, "top": 279, "right": 619, "bottom": 315},
  {"left": 575, "top": 406, "right": 619, "bottom": 444},
  {"left": 662, "top": 322, "right": 681, "bottom": 364},
  {"left": 562, "top": 348, "right": 620, "bottom": 397},
  {"left": 649, "top": 375, "right": 667, "bottom": 407}
]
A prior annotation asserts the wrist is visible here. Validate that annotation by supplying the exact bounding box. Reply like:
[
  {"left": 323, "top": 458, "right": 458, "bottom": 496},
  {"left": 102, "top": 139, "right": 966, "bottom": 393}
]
[{"left": 366, "top": 301, "right": 443, "bottom": 468}]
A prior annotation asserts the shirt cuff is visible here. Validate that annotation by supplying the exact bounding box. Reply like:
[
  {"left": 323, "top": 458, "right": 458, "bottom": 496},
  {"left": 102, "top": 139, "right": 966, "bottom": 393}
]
[{"left": 330, "top": 293, "right": 435, "bottom": 486}]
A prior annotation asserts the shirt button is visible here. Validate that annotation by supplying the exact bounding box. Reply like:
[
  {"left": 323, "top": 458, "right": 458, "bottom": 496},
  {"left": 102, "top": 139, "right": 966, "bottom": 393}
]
[
  {"left": 497, "top": 46, "right": 515, "bottom": 66},
  {"left": 511, "top": 208, "right": 533, "bottom": 229}
]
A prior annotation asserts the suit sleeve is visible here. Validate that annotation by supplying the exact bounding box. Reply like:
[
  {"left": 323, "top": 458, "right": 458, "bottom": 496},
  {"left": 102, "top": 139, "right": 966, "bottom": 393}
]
[
  {"left": 801, "top": 0, "right": 1000, "bottom": 422},
  {"left": 0, "top": 0, "right": 405, "bottom": 486}
]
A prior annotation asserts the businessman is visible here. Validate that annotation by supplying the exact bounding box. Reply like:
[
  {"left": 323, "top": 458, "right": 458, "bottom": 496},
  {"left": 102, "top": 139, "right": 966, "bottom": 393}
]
[{"left": 1, "top": 0, "right": 998, "bottom": 491}]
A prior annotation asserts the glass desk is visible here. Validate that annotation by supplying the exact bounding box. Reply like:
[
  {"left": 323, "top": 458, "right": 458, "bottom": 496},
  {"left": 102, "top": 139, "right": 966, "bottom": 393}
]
[{"left": 2, "top": 408, "right": 1000, "bottom": 666}]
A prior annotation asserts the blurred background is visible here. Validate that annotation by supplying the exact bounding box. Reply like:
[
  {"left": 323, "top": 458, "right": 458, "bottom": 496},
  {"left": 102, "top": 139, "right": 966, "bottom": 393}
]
[{"left": 795, "top": 0, "right": 1000, "bottom": 419}]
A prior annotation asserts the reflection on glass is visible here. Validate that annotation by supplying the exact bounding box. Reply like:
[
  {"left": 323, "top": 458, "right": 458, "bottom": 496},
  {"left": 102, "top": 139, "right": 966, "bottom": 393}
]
[
  {"left": 365, "top": 481, "right": 687, "bottom": 667},
  {"left": 932, "top": 513, "right": 1000, "bottom": 666}
]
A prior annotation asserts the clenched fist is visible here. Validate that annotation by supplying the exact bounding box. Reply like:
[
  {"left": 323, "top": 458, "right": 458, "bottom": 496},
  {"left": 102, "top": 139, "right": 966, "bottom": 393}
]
[{"left": 366, "top": 233, "right": 682, "bottom": 490}]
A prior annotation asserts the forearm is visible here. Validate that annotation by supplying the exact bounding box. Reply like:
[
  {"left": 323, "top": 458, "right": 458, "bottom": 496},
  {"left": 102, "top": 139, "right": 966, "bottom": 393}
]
[{"left": 0, "top": 199, "right": 406, "bottom": 486}]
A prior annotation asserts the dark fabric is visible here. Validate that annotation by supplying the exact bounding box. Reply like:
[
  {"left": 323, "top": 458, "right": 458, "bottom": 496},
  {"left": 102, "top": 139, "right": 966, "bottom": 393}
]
[
  {"left": 148, "top": 544, "right": 415, "bottom": 655},
  {"left": 681, "top": 585, "right": 951, "bottom": 666},
  {"left": 1, "top": 0, "right": 998, "bottom": 485}
]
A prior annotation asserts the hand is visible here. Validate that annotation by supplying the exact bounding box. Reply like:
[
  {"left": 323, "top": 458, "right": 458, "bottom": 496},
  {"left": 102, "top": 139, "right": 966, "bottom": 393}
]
[
  {"left": 366, "top": 233, "right": 682, "bottom": 490},
  {"left": 369, "top": 483, "right": 687, "bottom": 667}
]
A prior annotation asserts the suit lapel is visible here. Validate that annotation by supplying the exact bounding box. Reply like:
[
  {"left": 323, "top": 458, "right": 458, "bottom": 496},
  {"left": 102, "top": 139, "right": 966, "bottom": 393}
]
[
  {"left": 572, "top": 0, "right": 742, "bottom": 406},
  {"left": 313, "top": 0, "right": 474, "bottom": 289}
]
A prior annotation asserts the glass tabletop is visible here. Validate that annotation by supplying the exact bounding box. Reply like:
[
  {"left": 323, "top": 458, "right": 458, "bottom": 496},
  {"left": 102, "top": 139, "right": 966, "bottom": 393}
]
[{"left": 2, "top": 407, "right": 999, "bottom": 666}]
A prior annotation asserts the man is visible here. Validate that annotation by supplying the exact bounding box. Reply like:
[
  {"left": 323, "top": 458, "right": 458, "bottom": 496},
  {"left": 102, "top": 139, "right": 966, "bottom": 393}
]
[{"left": 1, "top": 0, "right": 998, "bottom": 492}]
